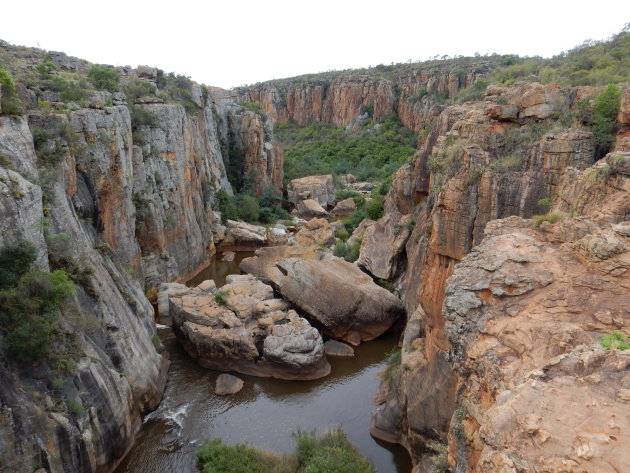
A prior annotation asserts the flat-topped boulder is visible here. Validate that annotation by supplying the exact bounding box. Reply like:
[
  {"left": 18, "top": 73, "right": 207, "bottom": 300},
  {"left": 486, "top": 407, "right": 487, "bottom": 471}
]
[
  {"left": 168, "top": 274, "right": 330, "bottom": 380},
  {"left": 287, "top": 175, "right": 335, "bottom": 214},
  {"left": 241, "top": 247, "right": 404, "bottom": 345},
  {"left": 219, "top": 220, "right": 267, "bottom": 251}
]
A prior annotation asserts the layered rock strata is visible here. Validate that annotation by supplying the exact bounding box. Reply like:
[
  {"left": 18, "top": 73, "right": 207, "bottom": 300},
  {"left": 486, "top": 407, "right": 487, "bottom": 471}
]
[{"left": 365, "top": 80, "right": 630, "bottom": 471}]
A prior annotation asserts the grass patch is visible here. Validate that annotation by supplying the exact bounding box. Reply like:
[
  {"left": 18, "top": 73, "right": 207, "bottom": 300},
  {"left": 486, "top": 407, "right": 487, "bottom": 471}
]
[
  {"left": 600, "top": 331, "right": 629, "bottom": 351},
  {"left": 533, "top": 212, "right": 565, "bottom": 226},
  {"left": 197, "top": 429, "right": 375, "bottom": 473}
]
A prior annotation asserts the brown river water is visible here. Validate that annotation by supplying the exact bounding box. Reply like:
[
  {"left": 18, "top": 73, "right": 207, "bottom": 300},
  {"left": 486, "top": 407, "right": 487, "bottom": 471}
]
[{"left": 114, "top": 252, "right": 412, "bottom": 473}]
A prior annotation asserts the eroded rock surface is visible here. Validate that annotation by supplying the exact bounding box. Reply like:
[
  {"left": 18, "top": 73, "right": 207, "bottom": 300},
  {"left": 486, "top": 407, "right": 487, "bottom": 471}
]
[
  {"left": 441, "top": 217, "right": 630, "bottom": 472},
  {"left": 168, "top": 274, "right": 330, "bottom": 380},
  {"left": 241, "top": 247, "right": 404, "bottom": 344}
]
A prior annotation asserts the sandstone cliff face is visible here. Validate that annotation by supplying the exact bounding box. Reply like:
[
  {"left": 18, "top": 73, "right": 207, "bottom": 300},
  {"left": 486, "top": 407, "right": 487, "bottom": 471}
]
[
  {"left": 367, "top": 82, "right": 630, "bottom": 470},
  {"left": 0, "top": 113, "right": 169, "bottom": 473},
  {"left": 240, "top": 58, "right": 499, "bottom": 132},
  {"left": 442, "top": 213, "right": 630, "bottom": 472},
  {"left": 0, "top": 44, "right": 284, "bottom": 473}
]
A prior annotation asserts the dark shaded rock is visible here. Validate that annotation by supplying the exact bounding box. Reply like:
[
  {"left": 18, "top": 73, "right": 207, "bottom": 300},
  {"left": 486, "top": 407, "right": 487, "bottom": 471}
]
[{"left": 324, "top": 340, "right": 355, "bottom": 357}]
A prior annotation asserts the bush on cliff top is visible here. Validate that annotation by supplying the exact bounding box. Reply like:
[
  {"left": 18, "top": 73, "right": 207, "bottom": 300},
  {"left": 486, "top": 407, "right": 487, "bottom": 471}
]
[
  {"left": 0, "top": 67, "right": 21, "bottom": 115},
  {"left": 197, "top": 429, "right": 375, "bottom": 473},
  {"left": 87, "top": 65, "right": 120, "bottom": 93}
]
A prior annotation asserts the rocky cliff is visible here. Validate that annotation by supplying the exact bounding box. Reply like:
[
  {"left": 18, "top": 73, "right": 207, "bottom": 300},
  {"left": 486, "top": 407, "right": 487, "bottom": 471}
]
[
  {"left": 0, "top": 42, "right": 283, "bottom": 473},
  {"left": 363, "top": 81, "right": 630, "bottom": 471},
  {"left": 239, "top": 57, "right": 503, "bottom": 133}
]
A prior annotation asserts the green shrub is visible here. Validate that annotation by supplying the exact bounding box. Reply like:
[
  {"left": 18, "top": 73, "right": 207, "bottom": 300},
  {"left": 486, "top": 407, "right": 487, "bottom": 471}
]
[
  {"left": 123, "top": 78, "right": 157, "bottom": 104},
  {"left": 332, "top": 238, "right": 362, "bottom": 262},
  {"left": 0, "top": 240, "right": 75, "bottom": 362},
  {"left": 238, "top": 195, "right": 260, "bottom": 223},
  {"left": 49, "top": 76, "right": 88, "bottom": 103},
  {"left": 88, "top": 66, "right": 120, "bottom": 93},
  {"left": 376, "top": 279, "right": 394, "bottom": 292},
  {"left": 365, "top": 195, "right": 384, "bottom": 220},
  {"left": 197, "top": 438, "right": 294, "bottom": 473},
  {"left": 592, "top": 84, "right": 622, "bottom": 158},
  {"left": 0, "top": 68, "right": 21, "bottom": 115},
  {"left": 277, "top": 118, "right": 416, "bottom": 185},
  {"left": 600, "top": 331, "right": 630, "bottom": 350},
  {"left": 335, "top": 228, "right": 349, "bottom": 241},
  {"left": 0, "top": 240, "right": 37, "bottom": 289},
  {"left": 197, "top": 430, "right": 374, "bottom": 473},
  {"left": 214, "top": 290, "right": 229, "bottom": 306},
  {"left": 533, "top": 212, "right": 565, "bottom": 226}
]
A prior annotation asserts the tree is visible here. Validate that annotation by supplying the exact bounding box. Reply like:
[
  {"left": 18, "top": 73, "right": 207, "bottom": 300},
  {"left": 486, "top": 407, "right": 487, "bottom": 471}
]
[{"left": 88, "top": 66, "right": 120, "bottom": 93}]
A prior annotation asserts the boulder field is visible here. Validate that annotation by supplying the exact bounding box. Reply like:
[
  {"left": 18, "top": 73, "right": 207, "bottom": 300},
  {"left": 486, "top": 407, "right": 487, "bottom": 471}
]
[{"left": 163, "top": 274, "right": 331, "bottom": 380}]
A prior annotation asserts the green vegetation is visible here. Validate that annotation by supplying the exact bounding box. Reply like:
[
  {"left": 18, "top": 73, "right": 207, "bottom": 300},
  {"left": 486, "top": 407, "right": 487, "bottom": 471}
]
[
  {"left": 196, "top": 429, "right": 375, "bottom": 473},
  {"left": 426, "top": 440, "right": 451, "bottom": 473},
  {"left": 214, "top": 290, "right": 229, "bottom": 306},
  {"left": 600, "top": 331, "right": 630, "bottom": 350},
  {"left": 0, "top": 67, "right": 21, "bottom": 115},
  {"left": 214, "top": 187, "right": 289, "bottom": 225},
  {"left": 592, "top": 84, "right": 622, "bottom": 158},
  {"left": 276, "top": 118, "right": 417, "bottom": 185},
  {"left": 491, "top": 26, "right": 630, "bottom": 86},
  {"left": 87, "top": 66, "right": 120, "bottom": 93},
  {"left": 0, "top": 240, "right": 75, "bottom": 362},
  {"left": 333, "top": 238, "right": 362, "bottom": 263},
  {"left": 382, "top": 347, "right": 402, "bottom": 381},
  {"left": 156, "top": 70, "right": 198, "bottom": 114},
  {"left": 533, "top": 212, "right": 565, "bottom": 226},
  {"left": 454, "top": 78, "right": 489, "bottom": 103}
]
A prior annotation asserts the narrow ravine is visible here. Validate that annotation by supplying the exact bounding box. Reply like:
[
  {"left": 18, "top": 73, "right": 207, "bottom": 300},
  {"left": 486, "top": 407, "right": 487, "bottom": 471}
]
[{"left": 114, "top": 253, "right": 412, "bottom": 473}]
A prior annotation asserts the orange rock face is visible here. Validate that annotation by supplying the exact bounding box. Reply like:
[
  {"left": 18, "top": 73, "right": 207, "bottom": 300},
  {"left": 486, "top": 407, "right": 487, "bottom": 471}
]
[{"left": 368, "top": 82, "right": 630, "bottom": 469}]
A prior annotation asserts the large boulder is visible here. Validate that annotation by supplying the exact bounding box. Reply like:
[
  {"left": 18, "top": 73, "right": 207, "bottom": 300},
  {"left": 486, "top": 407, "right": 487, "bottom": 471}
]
[
  {"left": 167, "top": 274, "right": 330, "bottom": 380},
  {"left": 241, "top": 247, "right": 404, "bottom": 344},
  {"left": 287, "top": 175, "right": 335, "bottom": 213},
  {"left": 295, "top": 218, "right": 336, "bottom": 247},
  {"left": 296, "top": 198, "right": 328, "bottom": 218},
  {"left": 219, "top": 220, "right": 267, "bottom": 251},
  {"left": 330, "top": 197, "right": 357, "bottom": 217}
]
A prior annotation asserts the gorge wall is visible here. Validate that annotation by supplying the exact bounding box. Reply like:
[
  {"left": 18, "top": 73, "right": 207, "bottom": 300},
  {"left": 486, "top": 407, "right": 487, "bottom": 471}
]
[
  {"left": 0, "top": 42, "right": 283, "bottom": 473},
  {"left": 238, "top": 57, "right": 501, "bottom": 133},
  {"left": 243, "top": 69, "right": 630, "bottom": 471}
]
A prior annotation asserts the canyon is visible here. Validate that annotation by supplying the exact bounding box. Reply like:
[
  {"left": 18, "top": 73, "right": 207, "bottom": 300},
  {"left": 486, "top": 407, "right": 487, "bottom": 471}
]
[{"left": 0, "top": 31, "right": 629, "bottom": 473}]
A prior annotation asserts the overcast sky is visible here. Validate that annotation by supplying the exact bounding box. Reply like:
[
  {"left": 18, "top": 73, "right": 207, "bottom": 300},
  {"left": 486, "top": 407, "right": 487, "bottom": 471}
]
[{"left": 2, "top": 1, "right": 628, "bottom": 89}]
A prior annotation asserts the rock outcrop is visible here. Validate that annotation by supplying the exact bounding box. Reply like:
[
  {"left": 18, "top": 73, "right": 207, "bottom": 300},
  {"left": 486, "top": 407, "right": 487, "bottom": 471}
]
[
  {"left": 440, "top": 216, "right": 630, "bottom": 472},
  {"left": 366, "top": 81, "right": 630, "bottom": 470},
  {"left": 240, "top": 246, "right": 404, "bottom": 345},
  {"left": 0, "top": 41, "right": 285, "bottom": 473},
  {"left": 240, "top": 58, "right": 501, "bottom": 132},
  {"left": 287, "top": 174, "right": 335, "bottom": 214},
  {"left": 168, "top": 274, "right": 331, "bottom": 380}
]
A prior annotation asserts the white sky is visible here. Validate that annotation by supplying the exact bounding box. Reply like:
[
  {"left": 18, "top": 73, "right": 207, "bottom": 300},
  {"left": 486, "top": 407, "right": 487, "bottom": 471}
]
[{"left": 2, "top": 1, "right": 628, "bottom": 89}]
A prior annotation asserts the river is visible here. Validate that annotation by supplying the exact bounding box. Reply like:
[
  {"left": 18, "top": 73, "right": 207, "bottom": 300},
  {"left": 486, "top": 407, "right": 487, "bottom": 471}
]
[{"left": 114, "top": 252, "right": 412, "bottom": 473}]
